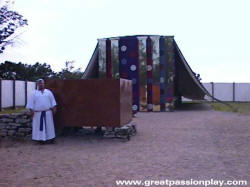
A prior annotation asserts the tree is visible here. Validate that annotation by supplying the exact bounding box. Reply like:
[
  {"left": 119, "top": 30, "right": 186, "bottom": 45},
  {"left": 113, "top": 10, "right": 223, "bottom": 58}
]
[
  {"left": 28, "top": 62, "right": 57, "bottom": 81},
  {"left": 55, "top": 61, "right": 84, "bottom": 80},
  {"left": 0, "top": 60, "right": 84, "bottom": 81},
  {"left": 0, "top": 61, "right": 26, "bottom": 79},
  {"left": 0, "top": 2, "right": 28, "bottom": 54},
  {"left": 0, "top": 61, "right": 56, "bottom": 80}
]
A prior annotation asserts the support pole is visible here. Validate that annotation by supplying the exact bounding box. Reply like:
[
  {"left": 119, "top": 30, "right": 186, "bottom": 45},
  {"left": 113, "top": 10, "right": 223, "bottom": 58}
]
[
  {"left": 159, "top": 37, "right": 166, "bottom": 112},
  {"left": 211, "top": 82, "right": 214, "bottom": 102},
  {"left": 0, "top": 79, "right": 2, "bottom": 111},
  {"left": 25, "top": 81, "right": 28, "bottom": 106},
  {"left": 13, "top": 79, "right": 16, "bottom": 109},
  {"left": 146, "top": 37, "right": 153, "bottom": 112},
  {"left": 106, "top": 39, "right": 112, "bottom": 78},
  {"left": 233, "top": 82, "right": 235, "bottom": 102}
]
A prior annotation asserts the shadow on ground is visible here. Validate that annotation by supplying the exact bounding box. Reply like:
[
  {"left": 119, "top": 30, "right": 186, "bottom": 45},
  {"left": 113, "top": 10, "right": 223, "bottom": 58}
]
[{"left": 176, "top": 102, "right": 212, "bottom": 111}]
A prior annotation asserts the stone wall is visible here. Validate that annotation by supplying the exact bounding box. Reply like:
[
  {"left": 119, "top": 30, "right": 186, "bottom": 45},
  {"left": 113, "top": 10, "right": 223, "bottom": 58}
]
[{"left": 0, "top": 111, "right": 32, "bottom": 137}]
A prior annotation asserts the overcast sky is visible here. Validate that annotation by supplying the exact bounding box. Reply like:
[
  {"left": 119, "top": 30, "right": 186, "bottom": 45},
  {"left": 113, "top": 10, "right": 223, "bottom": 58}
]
[{"left": 0, "top": 0, "right": 250, "bottom": 82}]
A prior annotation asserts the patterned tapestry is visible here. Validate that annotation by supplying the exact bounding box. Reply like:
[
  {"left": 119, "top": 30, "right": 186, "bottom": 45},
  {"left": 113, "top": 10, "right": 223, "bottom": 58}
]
[{"left": 98, "top": 35, "right": 175, "bottom": 112}]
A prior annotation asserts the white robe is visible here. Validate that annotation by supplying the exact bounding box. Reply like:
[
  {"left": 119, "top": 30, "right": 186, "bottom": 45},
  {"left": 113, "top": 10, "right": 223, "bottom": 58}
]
[{"left": 26, "top": 89, "right": 57, "bottom": 141}]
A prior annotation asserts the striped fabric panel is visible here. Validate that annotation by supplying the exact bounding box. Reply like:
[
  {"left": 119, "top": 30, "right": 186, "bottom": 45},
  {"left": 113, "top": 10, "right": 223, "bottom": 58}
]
[
  {"left": 146, "top": 37, "right": 153, "bottom": 112},
  {"left": 98, "top": 39, "right": 107, "bottom": 78},
  {"left": 119, "top": 38, "right": 129, "bottom": 80},
  {"left": 165, "top": 37, "right": 175, "bottom": 111},
  {"left": 151, "top": 36, "right": 160, "bottom": 112},
  {"left": 119, "top": 36, "right": 139, "bottom": 112},
  {"left": 137, "top": 37, "right": 147, "bottom": 112},
  {"left": 159, "top": 37, "right": 166, "bottom": 111},
  {"left": 111, "top": 39, "right": 119, "bottom": 78},
  {"left": 106, "top": 39, "right": 112, "bottom": 78}
]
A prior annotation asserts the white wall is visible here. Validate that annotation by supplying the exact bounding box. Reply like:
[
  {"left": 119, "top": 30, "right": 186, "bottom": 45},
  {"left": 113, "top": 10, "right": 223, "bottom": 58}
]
[
  {"left": 235, "top": 83, "right": 250, "bottom": 101},
  {"left": 184, "top": 82, "right": 250, "bottom": 102},
  {"left": 27, "top": 81, "right": 36, "bottom": 100},
  {"left": 2, "top": 80, "right": 13, "bottom": 108},
  {"left": 15, "top": 80, "right": 25, "bottom": 106},
  {"left": 1, "top": 80, "right": 36, "bottom": 108},
  {"left": 214, "top": 83, "right": 233, "bottom": 101},
  {"left": 1, "top": 81, "right": 250, "bottom": 108}
]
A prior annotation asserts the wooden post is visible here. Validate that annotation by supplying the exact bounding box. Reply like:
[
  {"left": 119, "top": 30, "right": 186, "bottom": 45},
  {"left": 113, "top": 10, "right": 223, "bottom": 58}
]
[
  {"left": 159, "top": 36, "right": 166, "bottom": 112},
  {"left": 25, "top": 81, "right": 28, "bottom": 106},
  {"left": 0, "top": 79, "right": 2, "bottom": 111},
  {"left": 106, "top": 39, "right": 112, "bottom": 78},
  {"left": 233, "top": 82, "right": 235, "bottom": 102},
  {"left": 13, "top": 79, "right": 16, "bottom": 109},
  {"left": 211, "top": 82, "right": 214, "bottom": 102}
]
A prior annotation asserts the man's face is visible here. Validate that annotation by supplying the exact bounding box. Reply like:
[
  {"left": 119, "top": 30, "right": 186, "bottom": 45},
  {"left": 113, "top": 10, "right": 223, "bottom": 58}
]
[{"left": 37, "top": 81, "right": 45, "bottom": 90}]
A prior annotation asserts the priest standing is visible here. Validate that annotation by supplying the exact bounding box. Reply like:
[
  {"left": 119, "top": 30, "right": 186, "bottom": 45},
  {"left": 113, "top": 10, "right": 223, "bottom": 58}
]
[{"left": 26, "top": 79, "right": 57, "bottom": 143}]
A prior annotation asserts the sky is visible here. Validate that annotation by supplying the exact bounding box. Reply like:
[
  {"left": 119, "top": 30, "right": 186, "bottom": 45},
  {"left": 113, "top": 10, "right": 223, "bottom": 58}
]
[{"left": 0, "top": 0, "right": 250, "bottom": 82}]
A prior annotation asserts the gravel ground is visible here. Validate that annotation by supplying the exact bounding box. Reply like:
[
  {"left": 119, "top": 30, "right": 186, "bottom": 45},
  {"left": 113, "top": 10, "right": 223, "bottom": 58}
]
[{"left": 0, "top": 104, "right": 249, "bottom": 187}]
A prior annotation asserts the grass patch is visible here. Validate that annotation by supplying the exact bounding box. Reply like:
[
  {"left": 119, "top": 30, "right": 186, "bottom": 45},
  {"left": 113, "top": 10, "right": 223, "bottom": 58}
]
[
  {"left": 210, "top": 102, "right": 250, "bottom": 114},
  {"left": 0, "top": 107, "right": 27, "bottom": 115}
]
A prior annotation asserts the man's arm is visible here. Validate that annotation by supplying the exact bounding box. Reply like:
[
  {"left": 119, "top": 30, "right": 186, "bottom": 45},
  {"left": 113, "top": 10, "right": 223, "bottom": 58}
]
[
  {"left": 51, "top": 106, "right": 57, "bottom": 115},
  {"left": 26, "top": 91, "right": 35, "bottom": 117},
  {"left": 48, "top": 89, "right": 57, "bottom": 115},
  {"left": 30, "top": 109, "right": 34, "bottom": 117}
]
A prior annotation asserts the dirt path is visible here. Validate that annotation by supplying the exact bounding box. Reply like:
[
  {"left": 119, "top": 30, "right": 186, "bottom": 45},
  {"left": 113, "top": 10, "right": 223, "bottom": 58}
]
[{"left": 0, "top": 104, "right": 249, "bottom": 186}]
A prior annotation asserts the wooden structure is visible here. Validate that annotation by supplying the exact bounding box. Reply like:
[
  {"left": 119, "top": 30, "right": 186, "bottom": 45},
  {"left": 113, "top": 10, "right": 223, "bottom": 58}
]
[
  {"left": 83, "top": 35, "right": 209, "bottom": 112},
  {"left": 46, "top": 79, "right": 132, "bottom": 128}
]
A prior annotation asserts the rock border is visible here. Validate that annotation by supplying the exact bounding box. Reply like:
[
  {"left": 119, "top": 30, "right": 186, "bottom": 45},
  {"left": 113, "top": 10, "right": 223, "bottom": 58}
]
[{"left": 0, "top": 111, "right": 32, "bottom": 137}]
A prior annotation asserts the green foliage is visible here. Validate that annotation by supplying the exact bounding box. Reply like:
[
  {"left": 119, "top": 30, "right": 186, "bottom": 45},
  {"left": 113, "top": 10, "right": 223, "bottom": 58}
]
[
  {"left": 0, "top": 61, "right": 56, "bottom": 81},
  {"left": 0, "top": 107, "right": 26, "bottom": 114},
  {"left": 210, "top": 102, "right": 250, "bottom": 114},
  {"left": 0, "top": 60, "right": 84, "bottom": 81},
  {"left": 55, "top": 61, "right": 84, "bottom": 80},
  {"left": 0, "top": 2, "right": 28, "bottom": 54}
]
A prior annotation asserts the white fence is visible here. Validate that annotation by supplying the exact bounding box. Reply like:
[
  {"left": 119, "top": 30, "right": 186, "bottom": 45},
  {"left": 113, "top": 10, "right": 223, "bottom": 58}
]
[
  {"left": 203, "top": 83, "right": 250, "bottom": 102},
  {"left": 183, "top": 83, "right": 250, "bottom": 102},
  {"left": 1, "top": 81, "right": 250, "bottom": 109},
  {"left": 0, "top": 80, "right": 36, "bottom": 109}
]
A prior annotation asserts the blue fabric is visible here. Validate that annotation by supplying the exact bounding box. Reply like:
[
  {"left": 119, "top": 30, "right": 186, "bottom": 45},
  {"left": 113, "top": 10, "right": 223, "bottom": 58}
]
[
  {"left": 119, "top": 36, "right": 139, "bottom": 112},
  {"left": 160, "top": 37, "right": 166, "bottom": 111},
  {"left": 40, "top": 111, "right": 47, "bottom": 131}
]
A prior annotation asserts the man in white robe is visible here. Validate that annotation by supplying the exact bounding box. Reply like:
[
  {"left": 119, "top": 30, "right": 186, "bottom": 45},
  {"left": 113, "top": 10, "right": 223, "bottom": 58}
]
[{"left": 26, "top": 79, "right": 57, "bottom": 142}]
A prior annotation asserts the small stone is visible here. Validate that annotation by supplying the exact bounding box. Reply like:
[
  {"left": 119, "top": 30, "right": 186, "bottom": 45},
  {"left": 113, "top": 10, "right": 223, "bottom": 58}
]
[
  {"left": 20, "top": 111, "right": 29, "bottom": 115},
  {"left": 15, "top": 118, "right": 30, "bottom": 124},
  {"left": 21, "top": 128, "right": 32, "bottom": 133},
  {"left": 8, "top": 123, "right": 22, "bottom": 127},
  {"left": 26, "top": 122, "right": 32, "bottom": 127},
  {"left": 0, "top": 118, "right": 14, "bottom": 123},
  {"left": 18, "top": 128, "right": 27, "bottom": 133},
  {"left": 16, "top": 132, "right": 25, "bottom": 137},
  {"left": 26, "top": 128, "right": 32, "bottom": 131},
  {"left": 0, "top": 129, "right": 7, "bottom": 132},
  {"left": 8, "top": 130, "right": 16, "bottom": 136},
  {"left": 9, "top": 114, "right": 20, "bottom": 119},
  {"left": 0, "top": 114, "right": 9, "bottom": 118},
  {"left": 6, "top": 125, "right": 17, "bottom": 130},
  {"left": 0, "top": 132, "right": 7, "bottom": 137},
  {"left": 0, "top": 123, "right": 6, "bottom": 129},
  {"left": 25, "top": 131, "right": 32, "bottom": 135},
  {"left": 21, "top": 115, "right": 29, "bottom": 119}
]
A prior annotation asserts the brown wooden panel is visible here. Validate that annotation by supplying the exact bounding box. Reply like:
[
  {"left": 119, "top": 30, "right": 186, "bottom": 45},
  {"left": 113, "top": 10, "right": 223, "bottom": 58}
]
[
  {"left": 46, "top": 79, "right": 132, "bottom": 128},
  {"left": 120, "top": 79, "right": 133, "bottom": 125},
  {"left": 152, "top": 84, "right": 160, "bottom": 104}
]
